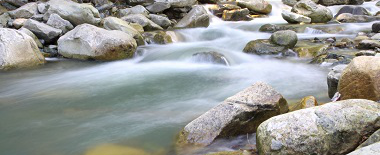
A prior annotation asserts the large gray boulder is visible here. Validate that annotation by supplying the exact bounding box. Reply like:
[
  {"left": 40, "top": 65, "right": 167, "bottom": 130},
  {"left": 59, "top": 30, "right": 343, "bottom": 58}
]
[
  {"left": 0, "top": 28, "right": 45, "bottom": 70},
  {"left": 177, "top": 82, "right": 288, "bottom": 146},
  {"left": 46, "top": 14, "right": 74, "bottom": 34},
  {"left": 292, "top": 0, "right": 333, "bottom": 23},
  {"left": 270, "top": 30, "right": 298, "bottom": 48},
  {"left": 282, "top": 10, "right": 311, "bottom": 24},
  {"left": 146, "top": 2, "right": 171, "bottom": 13},
  {"left": 338, "top": 56, "right": 380, "bottom": 101},
  {"left": 18, "top": 27, "right": 43, "bottom": 48},
  {"left": 118, "top": 5, "right": 149, "bottom": 17},
  {"left": 327, "top": 64, "right": 347, "bottom": 98},
  {"left": 175, "top": 6, "right": 210, "bottom": 28},
  {"left": 122, "top": 14, "right": 163, "bottom": 31},
  {"left": 4, "top": 0, "right": 27, "bottom": 7},
  {"left": 236, "top": 0, "right": 272, "bottom": 14},
  {"left": 103, "top": 17, "right": 144, "bottom": 45},
  {"left": 8, "top": 2, "right": 38, "bottom": 19},
  {"left": 149, "top": 14, "right": 171, "bottom": 29},
  {"left": 347, "top": 142, "right": 380, "bottom": 155},
  {"left": 58, "top": 24, "right": 137, "bottom": 61},
  {"left": 257, "top": 99, "right": 380, "bottom": 155},
  {"left": 44, "top": 0, "right": 101, "bottom": 26},
  {"left": 23, "top": 19, "right": 62, "bottom": 43},
  {"left": 155, "top": 0, "right": 197, "bottom": 8}
]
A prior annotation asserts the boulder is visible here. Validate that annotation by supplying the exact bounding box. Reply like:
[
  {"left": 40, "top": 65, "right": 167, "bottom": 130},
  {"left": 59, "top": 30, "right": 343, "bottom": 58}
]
[
  {"left": 37, "top": 3, "right": 48, "bottom": 14},
  {"left": 175, "top": 6, "right": 210, "bottom": 28},
  {"left": 22, "top": 19, "right": 62, "bottom": 43},
  {"left": 122, "top": 14, "right": 163, "bottom": 31},
  {"left": 155, "top": 0, "right": 197, "bottom": 8},
  {"left": 177, "top": 82, "right": 288, "bottom": 146},
  {"left": 336, "top": 13, "right": 380, "bottom": 23},
  {"left": 257, "top": 99, "right": 380, "bottom": 155},
  {"left": 18, "top": 27, "right": 43, "bottom": 48},
  {"left": 0, "top": 28, "right": 45, "bottom": 70},
  {"left": 335, "top": 6, "right": 370, "bottom": 17},
  {"left": 347, "top": 142, "right": 380, "bottom": 155},
  {"left": 146, "top": 2, "right": 171, "bottom": 13},
  {"left": 44, "top": 0, "right": 101, "bottom": 26},
  {"left": 372, "top": 22, "right": 380, "bottom": 33},
  {"left": 356, "top": 129, "right": 380, "bottom": 149},
  {"left": 282, "top": 0, "right": 318, "bottom": 6},
  {"left": 327, "top": 64, "right": 347, "bottom": 98},
  {"left": 319, "top": 0, "right": 363, "bottom": 6},
  {"left": 0, "top": 13, "right": 11, "bottom": 28},
  {"left": 236, "top": 0, "right": 272, "bottom": 14},
  {"left": 282, "top": 10, "right": 311, "bottom": 24},
  {"left": 291, "top": 0, "right": 333, "bottom": 23},
  {"left": 118, "top": 5, "right": 149, "bottom": 17},
  {"left": 338, "top": 56, "right": 380, "bottom": 101},
  {"left": 58, "top": 24, "right": 137, "bottom": 61},
  {"left": 222, "top": 8, "right": 251, "bottom": 21},
  {"left": 243, "top": 39, "right": 286, "bottom": 56},
  {"left": 149, "top": 14, "right": 171, "bottom": 29},
  {"left": 46, "top": 14, "right": 74, "bottom": 34},
  {"left": 142, "top": 31, "right": 172, "bottom": 44},
  {"left": 191, "top": 51, "right": 229, "bottom": 65},
  {"left": 103, "top": 17, "right": 144, "bottom": 45},
  {"left": 270, "top": 30, "right": 298, "bottom": 48},
  {"left": 293, "top": 44, "right": 329, "bottom": 58},
  {"left": 4, "top": 0, "right": 27, "bottom": 7},
  {"left": 8, "top": 2, "right": 38, "bottom": 19}
]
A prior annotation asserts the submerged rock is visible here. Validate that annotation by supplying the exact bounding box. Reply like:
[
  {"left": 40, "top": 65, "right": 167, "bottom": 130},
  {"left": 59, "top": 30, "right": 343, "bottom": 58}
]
[
  {"left": 291, "top": 0, "right": 333, "bottom": 23},
  {"left": 270, "top": 30, "right": 298, "bottom": 48},
  {"left": 338, "top": 56, "right": 380, "bottom": 101},
  {"left": 191, "top": 51, "right": 229, "bottom": 65},
  {"left": 319, "top": 0, "right": 364, "bottom": 6},
  {"left": 177, "top": 82, "right": 288, "bottom": 146},
  {"left": 257, "top": 99, "right": 380, "bottom": 155},
  {"left": 327, "top": 64, "right": 347, "bottom": 98},
  {"left": 175, "top": 6, "right": 210, "bottom": 28},
  {"left": 44, "top": 0, "right": 101, "bottom": 26},
  {"left": 58, "top": 24, "right": 137, "bottom": 61},
  {"left": 0, "top": 28, "right": 45, "bottom": 70}
]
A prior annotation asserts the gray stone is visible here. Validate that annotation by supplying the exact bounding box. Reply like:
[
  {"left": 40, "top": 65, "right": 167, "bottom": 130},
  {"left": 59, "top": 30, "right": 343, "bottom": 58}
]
[
  {"left": 149, "top": 14, "right": 171, "bottom": 29},
  {"left": 348, "top": 142, "right": 380, "bottom": 155},
  {"left": 257, "top": 99, "right": 380, "bottom": 155},
  {"left": 4, "top": 0, "right": 27, "bottom": 7},
  {"left": 0, "top": 13, "right": 11, "bottom": 28},
  {"left": 282, "top": 0, "right": 318, "bottom": 6},
  {"left": 356, "top": 129, "right": 380, "bottom": 149},
  {"left": 103, "top": 17, "right": 144, "bottom": 46},
  {"left": 270, "top": 30, "right": 298, "bottom": 48},
  {"left": 177, "top": 82, "right": 288, "bottom": 146},
  {"left": 58, "top": 24, "right": 137, "bottom": 61},
  {"left": 155, "top": 0, "right": 197, "bottom": 8},
  {"left": 236, "top": 0, "right": 272, "bottom": 14},
  {"left": 335, "top": 6, "right": 370, "bottom": 17},
  {"left": 146, "top": 2, "right": 171, "bottom": 13},
  {"left": 357, "top": 40, "right": 380, "bottom": 49},
  {"left": 336, "top": 13, "right": 380, "bottom": 23},
  {"left": 46, "top": 14, "right": 74, "bottom": 34},
  {"left": 37, "top": 3, "right": 48, "bottom": 14},
  {"left": 175, "top": 6, "right": 210, "bottom": 28},
  {"left": 282, "top": 10, "right": 311, "bottom": 24},
  {"left": 0, "top": 28, "right": 45, "bottom": 70},
  {"left": 291, "top": 0, "right": 333, "bottom": 23},
  {"left": 327, "top": 64, "right": 347, "bottom": 98},
  {"left": 319, "top": 0, "right": 363, "bottom": 6},
  {"left": 23, "top": 19, "right": 62, "bottom": 43},
  {"left": 18, "top": 27, "right": 43, "bottom": 48},
  {"left": 118, "top": 5, "right": 149, "bottom": 17},
  {"left": 122, "top": 14, "right": 163, "bottom": 31},
  {"left": 8, "top": 2, "right": 38, "bottom": 19},
  {"left": 12, "top": 18, "right": 27, "bottom": 29},
  {"left": 44, "top": 0, "right": 101, "bottom": 26}
]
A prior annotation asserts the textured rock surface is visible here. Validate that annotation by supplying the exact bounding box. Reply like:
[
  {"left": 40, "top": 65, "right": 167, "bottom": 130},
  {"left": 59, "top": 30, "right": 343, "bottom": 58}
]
[
  {"left": 175, "top": 6, "right": 210, "bottom": 28},
  {"left": 356, "top": 129, "right": 380, "bottom": 149},
  {"left": 338, "top": 56, "right": 380, "bottom": 101},
  {"left": 177, "top": 82, "right": 288, "bottom": 146},
  {"left": 327, "top": 64, "right": 347, "bottom": 98},
  {"left": 243, "top": 39, "right": 285, "bottom": 56},
  {"left": 46, "top": 14, "right": 74, "bottom": 34},
  {"left": 291, "top": 0, "right": 333, "bottom": 23},
  {"left": 23, "top": 19, "right": 62, "bottom": 43},
  {"left": 270, "top": 30, "right": 298, "bottom": 48},
  {"left": 103, "top": 17, "right": 144, "bottom": 45},
  {"left": 257, "top": 99, "right": 380, "bottom": 155},
  {"left": 236, "top": 0, "right": 272, "bottom": 14},
  {"left": 0, "top": 28, "right": 45, "bottom": 70},
  {"left": 58, "top": 24, "right": 137, "bottom": 61},
  {"left": 347, "top": 142, "right": 380, "bottom": 155},
  {"left": 191, "top": 51, "right": 229, "bottom": 65},
  {"left": 8, "top": 2, "right": 38, "bottom": 19},
  {"left": 282, "top": 10, "right": 311, "bottom": 24},
  {"left": 122, "top": 14, "right": 163, "bottom": 31}
]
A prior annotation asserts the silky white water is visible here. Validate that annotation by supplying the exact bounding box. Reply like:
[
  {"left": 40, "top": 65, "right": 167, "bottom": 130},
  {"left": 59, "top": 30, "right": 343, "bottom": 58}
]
[{"left": 0, "top": 1, "right": 377, "bottom": 155}]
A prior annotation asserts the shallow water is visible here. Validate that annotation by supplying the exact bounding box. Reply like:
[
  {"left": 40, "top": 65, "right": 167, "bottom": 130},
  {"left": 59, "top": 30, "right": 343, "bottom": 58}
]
[{"left": 0, "top": 1, "right": 377, "bottom": 155}]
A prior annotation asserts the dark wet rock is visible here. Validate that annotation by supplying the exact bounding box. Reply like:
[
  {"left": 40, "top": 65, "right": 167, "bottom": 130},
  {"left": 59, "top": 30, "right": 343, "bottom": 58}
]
[
  {"left": 327, "top": 64, "right": 347, "bottom": 98},
  {"left": 270, "top": 30, "right": 298, "bottom": 48},
  {"left": 282, "top": 10, "right": 311, "bottom": 24},
  {"left": 58, "top": 24, "right": 137, "bottom": 61},
  {"left": 319, "top": 0, "right": 364, "bottom": 6},
  {"left": 357, "top": 40, "right": 380, "bottom": 49},
  {"left": 22, "top": 19, "right": 62, "bottom": 43},
  {"left": 372, "top": 22, "right": 380, "bottom": 33},
  {"left": 175, "top": 6, "right": 210, "bottom": 28},
  {"left": 222, "top": 8, "right": 251, "bottom": 21},
  {"left": 122, "top": 14, "right": 163, "bottom": 31},
  {"left": 243, "top": 39, "right": 286, "bottom": 56},
  {"left": 0, "top": 28, "right": 45, "bottom": 70},
  {"left": 177, "top": 82, "right": 288, "bottom": 146},
  {"left": 191, "top": 51, "right": 229, "bottom": 65},
  {"left": 338, "top": 56, "right": 380, "bottom": 101},
  {"left": 236, "top": 0, "right": 272, "bottom": 14},
  {"left": 292, "top": 0, "right": 333, "bottom": 23},
  {"left": 335, "top": 6, "right": 370, "bottom": 17},
  {"left": 257, "top": 99, "right": 380, "bottom": 155},
  {"left": 146, "top": 2, "right": 171, "bottom": 13}
]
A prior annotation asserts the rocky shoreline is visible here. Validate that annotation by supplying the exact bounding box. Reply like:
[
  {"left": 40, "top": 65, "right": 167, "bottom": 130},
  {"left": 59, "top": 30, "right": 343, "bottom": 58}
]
[{"left": 0, "top": 0, "right": 380, "bottom": 155}]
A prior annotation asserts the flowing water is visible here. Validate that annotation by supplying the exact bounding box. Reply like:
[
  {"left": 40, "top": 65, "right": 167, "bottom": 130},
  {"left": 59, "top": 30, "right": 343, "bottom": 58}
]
[{"left": 0, "top": 1, "right": 379, "bottom": 155}]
